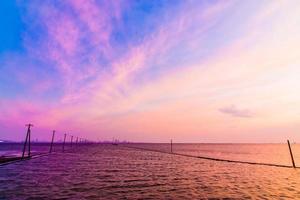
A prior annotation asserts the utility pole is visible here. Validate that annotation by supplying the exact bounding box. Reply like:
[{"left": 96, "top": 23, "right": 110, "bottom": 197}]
[
  {"left": 63, "top": 134, "right": 66, "bottom": 152},
  {"left": 49, "top": 130, "right": 55, "bottom": 153},
  {"left": 287, "top": 140, "right": 296, "bottom": 168},
  {"left": 22, "top": 124, "right": 33, "bottom": 159},
  {"left": 71, "top": 135, "right": 73, "bottom": 148}
]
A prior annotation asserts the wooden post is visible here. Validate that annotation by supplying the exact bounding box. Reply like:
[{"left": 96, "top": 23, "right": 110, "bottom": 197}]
[
  {"left": 63, "top": 134, "right": 66, "bottom": 152},
  {"left": 49, "top": 130, "right": 55, "bottom": 153},
  {"left": 287, "top": 140, "right": 296, "bottom": 168},
  {"left": 171, "top": 139, "right": 173, "bottom": 153},
  {"left": 24, "top": 124, "right": 33, "bottom": 158},
  {"left": 22, "top": 128, "right": 29, "bottom": 159},
  {"left": 71, "top": 135, "right": 73, "bottom": 147},
  {"left": 28, "top": 125, "right": 32, "bottom": 157}
]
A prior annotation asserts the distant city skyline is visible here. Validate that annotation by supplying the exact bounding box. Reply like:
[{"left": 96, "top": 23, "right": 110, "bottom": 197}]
[{"left": 1, "top": 1, "right": 300, "bottom": 143}]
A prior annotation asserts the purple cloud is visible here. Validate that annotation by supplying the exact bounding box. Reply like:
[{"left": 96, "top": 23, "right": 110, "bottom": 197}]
[{"left": 219, "top": 105, "right": 253, "bottom": 118}]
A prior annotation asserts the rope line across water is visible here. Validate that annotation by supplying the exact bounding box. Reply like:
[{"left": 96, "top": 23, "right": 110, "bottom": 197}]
[{"left": 122, "top": 145, "right": 299, "bottom": 169}]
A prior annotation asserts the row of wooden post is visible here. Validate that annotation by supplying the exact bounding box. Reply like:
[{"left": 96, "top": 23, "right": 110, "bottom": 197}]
[
  {"left": 170, "top": 139, "right": 298, "bottom": 168},
  {"left": 22, "top": 124, "right": 90, "bottom": 158},
  {"left": 52, "top": 131, "right": 89, "bottom": 153},
  {"left": 20, "top": 124, "right": 297, "bottom": 168}
]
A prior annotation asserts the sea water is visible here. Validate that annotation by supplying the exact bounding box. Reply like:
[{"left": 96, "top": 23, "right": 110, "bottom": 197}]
[{"left": 1, "top": 143, "right": 300, "bottom": 199}]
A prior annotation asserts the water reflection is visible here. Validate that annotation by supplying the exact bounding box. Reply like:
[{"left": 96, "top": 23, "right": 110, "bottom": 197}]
[{"left": 1, "top": 144, "right": 300, "bottom": 199}]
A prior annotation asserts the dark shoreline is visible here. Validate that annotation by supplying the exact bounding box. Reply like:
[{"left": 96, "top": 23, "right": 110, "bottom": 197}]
[{"left": 0, "top": 156, "right": 24, "bottom": 164}]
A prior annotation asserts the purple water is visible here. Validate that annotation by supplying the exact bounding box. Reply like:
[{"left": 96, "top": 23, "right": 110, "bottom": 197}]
[{"left": 1, "top": 143, "right": 300, "bottom": 199}]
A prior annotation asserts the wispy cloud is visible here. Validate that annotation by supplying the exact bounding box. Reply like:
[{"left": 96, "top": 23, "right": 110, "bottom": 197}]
[
  {"left": 1, "top": 1, "right": 300, "bottom": 142},
  {"left": 219, "top": 105, "right": 253, "bottom": 118}
]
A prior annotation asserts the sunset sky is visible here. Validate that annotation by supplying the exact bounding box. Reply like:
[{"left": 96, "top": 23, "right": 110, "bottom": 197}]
[{"left": 0, "top": 0, "right": 300, "bottom": 142}]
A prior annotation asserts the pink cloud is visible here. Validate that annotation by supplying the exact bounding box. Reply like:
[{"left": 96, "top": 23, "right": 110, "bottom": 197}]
[
  {"left": 2, "top": 1, "right": 300, "bottom": 142},
  {"left": 68, "top": 0, "right": 110, "bottom": 44},
  {"left": 219, "top": 105, "right": 253, "bottom": 118}
]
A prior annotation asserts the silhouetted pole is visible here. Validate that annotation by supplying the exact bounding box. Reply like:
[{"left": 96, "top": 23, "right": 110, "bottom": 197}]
[
  {"left": 287, "top": 140, "right": 296, "bottom": 168},
  {"left": 27, "top": 124, "right": 32, "bottom": 157},
  {"left": 171, "top": 139, "right": 173, "bottom": 153},
  {"left": 22, "top": 124, "right": 33, "bottom": 158},
  {"left": 63, "top": 134, "right": 66, "bottom": 152},
  {"left": 22, "top": 125, "right": 30, "bottom": 159},
  {"left": 49, "top": 130, "right": 55, "bottom": 153},
  {"left": 71, "top": 135, "right": 73, "bottom": 147}
]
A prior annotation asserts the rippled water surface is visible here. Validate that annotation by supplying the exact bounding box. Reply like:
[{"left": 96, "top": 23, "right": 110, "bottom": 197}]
[{"left": 1, "top": 143, "right": 300, "bottom": 199}]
